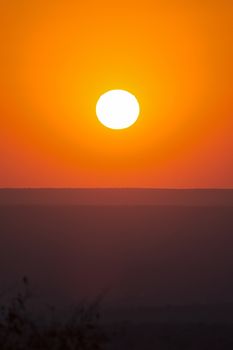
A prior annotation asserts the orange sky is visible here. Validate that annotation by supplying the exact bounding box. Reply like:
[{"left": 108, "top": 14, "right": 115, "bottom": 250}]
[{"left": 1, "top": 0, "right": 232, "bottom": 187}]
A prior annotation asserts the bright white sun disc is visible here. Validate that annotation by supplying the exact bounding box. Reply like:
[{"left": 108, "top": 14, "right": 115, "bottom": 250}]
[{"left": 96, "top": 89, "right": 140, "bottom": 130}]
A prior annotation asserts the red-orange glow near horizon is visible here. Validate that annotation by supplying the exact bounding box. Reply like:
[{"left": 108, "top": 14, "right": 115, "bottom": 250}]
[{"left": 0, "top": 1, "right": 232, "bottom": 187}]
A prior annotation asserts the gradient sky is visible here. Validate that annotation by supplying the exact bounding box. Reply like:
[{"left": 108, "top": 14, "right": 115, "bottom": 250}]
[{"left": 1, "top": 0, "right": 232, "bottom": 187}]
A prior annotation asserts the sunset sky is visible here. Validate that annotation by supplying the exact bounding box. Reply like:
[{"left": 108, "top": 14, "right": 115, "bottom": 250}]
[{"left": 1, "top": 0, "right": 232, "bottom": 188}]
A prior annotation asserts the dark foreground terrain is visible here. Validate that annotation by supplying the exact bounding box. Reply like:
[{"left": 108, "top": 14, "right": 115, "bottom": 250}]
[
  {"left": 0, "top": 189, "right": 233, "bottom": 348},
  {"left": 107, "top": 322, "right": 233, "bottom": 349}
]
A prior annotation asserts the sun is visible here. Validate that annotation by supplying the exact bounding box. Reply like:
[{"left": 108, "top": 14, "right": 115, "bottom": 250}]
[{"left": 96, "top": 90, "right": 140, "bottom": 130}]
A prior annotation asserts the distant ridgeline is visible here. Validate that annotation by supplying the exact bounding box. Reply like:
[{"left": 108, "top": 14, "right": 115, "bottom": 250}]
[{"left": 0, "top": 188, "right": 233, "bottom": 206}]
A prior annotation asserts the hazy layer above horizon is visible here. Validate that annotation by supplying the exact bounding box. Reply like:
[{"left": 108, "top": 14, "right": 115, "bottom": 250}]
[{"left": 0, "top": 189, "right": 232, "bottom": 206}]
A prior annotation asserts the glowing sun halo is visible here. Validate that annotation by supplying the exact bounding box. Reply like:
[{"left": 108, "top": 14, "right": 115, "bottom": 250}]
[{"left": 96, "top": 89, "right": 140, "bottom": 130}]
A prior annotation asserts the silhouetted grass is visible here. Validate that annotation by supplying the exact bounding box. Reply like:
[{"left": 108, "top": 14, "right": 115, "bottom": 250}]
[{"left": 0, "top": 277, "right": 109, "bottom": 350}]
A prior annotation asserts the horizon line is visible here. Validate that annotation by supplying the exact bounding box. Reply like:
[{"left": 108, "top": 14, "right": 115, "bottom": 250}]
[{"left": 0, "top": 187, "right": 233, "bottom": 191}]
